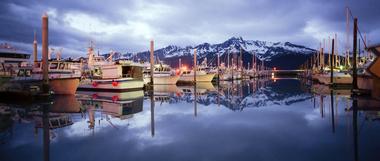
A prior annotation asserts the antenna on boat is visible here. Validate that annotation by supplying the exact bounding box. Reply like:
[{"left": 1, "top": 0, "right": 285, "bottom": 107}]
[
  {"left": 106, "top": 50, "right": 115, "bottom": 62},
  {"left": 56, "top": 48, "right": 62, "bottom": 61}
]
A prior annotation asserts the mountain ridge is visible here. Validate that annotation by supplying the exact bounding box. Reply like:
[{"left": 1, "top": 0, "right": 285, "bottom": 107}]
[{"left": 118, "top": 36, "right": 316, "bottom": 70}]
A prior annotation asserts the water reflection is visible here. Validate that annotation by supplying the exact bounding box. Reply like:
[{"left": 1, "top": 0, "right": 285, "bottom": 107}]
[{"left": 0, "top": 78, "right": 380, "bottom": 161}]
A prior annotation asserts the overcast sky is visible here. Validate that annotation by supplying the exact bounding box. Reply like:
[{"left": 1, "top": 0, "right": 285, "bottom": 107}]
[{"left": 0, "top": 0, "right": 379, "bottom": 57}]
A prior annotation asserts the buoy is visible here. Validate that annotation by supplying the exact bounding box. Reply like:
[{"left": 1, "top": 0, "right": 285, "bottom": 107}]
[
  {"left": 92, "top": 93, "right": 98, "bottom": 99},
  {"left": 112, "top": 81, "right": 118, "bottom": 87},
  {"left": 112, "top": 95, "right": 119, "bottom": 102}
]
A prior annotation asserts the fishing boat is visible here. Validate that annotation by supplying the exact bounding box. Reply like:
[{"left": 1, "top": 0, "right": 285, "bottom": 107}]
[
  {"left": 143, "top": 63, "right": 180, "bottom": 85},
  {"left": 178, "top": 58, "right": 215, "bottom": 82},
  {"left": 78, "top": 44, "right": 144, "bottom": 91},
  {"left": 1, "top": 61, "right": 81, "bottom": 95},
  {"left": 356, "top": 60, "right": 373, "bottom": 91},
  {"left": 316, "top": 70, "right": 353, "bottom": 85},
  {"left": 219, "top": 68, "right": 242, "bottom": 81},
  {"left": 359, "top": 43, "right": 380, "bottom": 98},
  {"left": 0, "top": 43, "right": 30, "bottom": 85},
  {"left": 179, "top": 66, "right": 215, "bottom": 82}
]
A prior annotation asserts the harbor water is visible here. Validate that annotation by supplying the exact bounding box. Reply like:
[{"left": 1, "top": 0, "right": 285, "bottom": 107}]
[{"left": 0, "top": 78, "right": 379, "bottom": 161}]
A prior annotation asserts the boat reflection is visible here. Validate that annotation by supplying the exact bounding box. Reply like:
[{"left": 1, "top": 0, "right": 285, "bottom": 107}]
[
  {"left": 152, "top": 85, "right": 181, "bottom": 104},
  {"left": 77, "top": 90, "right": 144, "bottom": 120},
  {"left": 1, "top": 78, "right": 380, "bottom": 161}
]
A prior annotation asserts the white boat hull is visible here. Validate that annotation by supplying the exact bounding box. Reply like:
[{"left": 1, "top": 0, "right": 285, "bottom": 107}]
[
  {"left": 78, "top": 78, "right": 144, "bottom": 91},
  {"left": 179, "top": 73, "right": 215, "bottom": 82},
  {"left": 144, "top": 75, "right": 180, "bottom": 85},
  {"left": 219, "top": 73, "right": 242, "bottom": 81}
]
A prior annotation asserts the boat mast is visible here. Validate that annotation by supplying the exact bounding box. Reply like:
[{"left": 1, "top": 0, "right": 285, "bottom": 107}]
[
  {"left": 346, "top": 7, "right": 351, "bottom": 67},
  {"left": 240, "top": 47, "right": 243, "bottom": 78},
  {"left": 87, "top": 41, "right": 95, "bottom": 68},
  {"left": 319, "top": 42, "right": 322, "bottom": 70},
  {"left": 33, "top": 30, "right": 38, "bottom": 66},
  {"left": 227, "top": 51, "right": 230, "bottom": 69},
  {"left": 335, "top": 33, "right": 338, "bottom": 67},
  {"left": 328, "top": 36, "right": 331, "bottom": 69},
  {"left": 217, "top": 52, "right": 220, "bottom": 82}
]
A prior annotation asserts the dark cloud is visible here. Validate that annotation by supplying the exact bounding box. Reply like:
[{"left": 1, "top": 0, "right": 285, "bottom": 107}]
[{"left": 0, "top": 0, "right": 379, "bottom": 56}]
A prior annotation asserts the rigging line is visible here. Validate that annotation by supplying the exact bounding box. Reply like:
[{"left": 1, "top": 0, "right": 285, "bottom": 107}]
[{"left": 347, "top": 7, "right": 368, "bottom": 48}]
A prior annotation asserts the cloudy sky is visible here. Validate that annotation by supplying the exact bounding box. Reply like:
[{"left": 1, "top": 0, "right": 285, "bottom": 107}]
[{"left": 0, "top": 0, "right": 379, "bottom": 57}]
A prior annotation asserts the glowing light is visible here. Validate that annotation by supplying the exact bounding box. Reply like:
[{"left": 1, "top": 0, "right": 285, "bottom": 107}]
[{"left": 181, "top": 66, "right": 188, "bottom": 71}]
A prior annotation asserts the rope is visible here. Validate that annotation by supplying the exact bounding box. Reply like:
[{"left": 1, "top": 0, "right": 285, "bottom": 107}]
[{"left": 346, "top": 7, "right": 367, "bottom": 48}]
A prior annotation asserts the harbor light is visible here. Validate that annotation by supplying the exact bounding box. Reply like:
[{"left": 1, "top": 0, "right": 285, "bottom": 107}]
[{"left": 181, "top": 66, "right": 188, "bottom": 71}]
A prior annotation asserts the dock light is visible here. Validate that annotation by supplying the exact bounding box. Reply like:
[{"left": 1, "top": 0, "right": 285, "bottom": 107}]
[
  {"left": 273, "top": 67, "right": 277, "bottom": 71},
  {"left": 181, "top": 66, "right": 188, "bottom": 71},
  {"left": 339, "top": 65, "right": 344, "bottom": 71}
]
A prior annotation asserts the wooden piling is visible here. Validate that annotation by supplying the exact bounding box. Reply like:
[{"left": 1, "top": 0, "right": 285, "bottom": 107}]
[
  {"left": 150, "top": 91, "right": 155, "bottom": 137},
  {"left": 352, "top": 18, "right": 358, "bottom": 90},
  {"left": 330, "top": 39, "right": 334, "bottom": 84},
  {"left": 193, "top": 49, "right": 197, "bottom": 83},
  {"left": 150, "top": 40, "right": 154, "bottom": 85},
  {"left": 42, "top": 13, "right": 49, "bottom": 93}
]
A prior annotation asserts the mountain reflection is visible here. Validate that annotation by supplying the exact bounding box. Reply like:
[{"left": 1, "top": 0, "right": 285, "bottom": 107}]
[{"left": 149, "top": 78, "right": 315, "bottom": 111}]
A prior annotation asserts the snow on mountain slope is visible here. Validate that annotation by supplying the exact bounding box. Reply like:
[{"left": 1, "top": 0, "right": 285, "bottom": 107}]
[{"left": 133, "top": 36, "right": 315, "bottom": 62}]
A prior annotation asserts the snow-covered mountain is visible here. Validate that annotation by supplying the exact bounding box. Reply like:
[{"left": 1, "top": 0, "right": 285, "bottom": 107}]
[{"left": 128, "top": 36, "right": 316, "bottom": 69}]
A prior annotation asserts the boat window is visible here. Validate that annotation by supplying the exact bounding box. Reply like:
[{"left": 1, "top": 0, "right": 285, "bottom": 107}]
[
  {"left": 59, "top": 63, "right": 65, "bottom": 69},
  {"left": 0, "top": 53, "right": 30, "bottom": 59},
  {"left": 17, "top": 69, "right": 24, "bottom": 77},
  {"left": 25, "top": 70, "right": 31, "bottom": 77},
  {"left": 50, "top": 63, "right": 58, "bottom": 69}
]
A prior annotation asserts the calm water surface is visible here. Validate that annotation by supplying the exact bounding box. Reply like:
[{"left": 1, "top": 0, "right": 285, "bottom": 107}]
[{"left": 0, "top": 78, "right": 379, "bottom": 161}]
